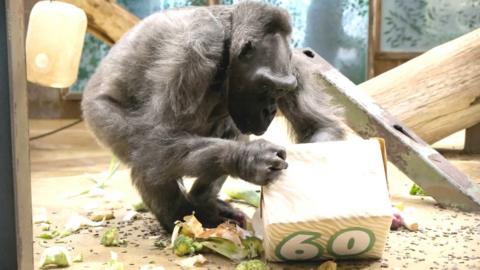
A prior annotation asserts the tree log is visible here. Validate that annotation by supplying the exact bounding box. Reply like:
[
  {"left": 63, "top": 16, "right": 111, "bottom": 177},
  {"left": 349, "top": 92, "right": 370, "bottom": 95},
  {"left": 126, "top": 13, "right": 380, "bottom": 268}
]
[
  {"left": 60, "top": 0, "right": 140, "bottom": 45},
  {"left": 360, "top": 28, "right": 480, "bottom": 143}
]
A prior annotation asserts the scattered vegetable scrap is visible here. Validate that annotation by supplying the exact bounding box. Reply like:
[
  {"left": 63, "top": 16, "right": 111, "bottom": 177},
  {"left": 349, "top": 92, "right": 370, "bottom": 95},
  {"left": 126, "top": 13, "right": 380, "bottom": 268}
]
[
  {"left": 72, "top": 253, "right": 83, "bottom": 263},
  {"left": 64, "top": 214, "right": 105, "bottom": 235},
  {"left": 37, "top": 213, "right": 107, "bottom": 241},
  {"left": 171, "top": 214, "right": 264, "bottom": 261},
  {"left": 225, "top": 189, "right": 261, "bottom": 208},
  {"left": 88, "top": 209, "right": 115, "bottom": 222},
  {"left": 105, "top": 251, "right": 124, "bottom": 270},
  {"left": 39, "top": 246, "right": 73, "bottom": 269},
  {"left": 40, "top": 222, "right": 51, "bottom": 231},
  {"left": 33, "top": 208, "right": 49, "bottom": 224},
  {"left": 400, "top": 209, "right": 419, "bottom": 231},
  {"left": 122, "top": 210, "right": 139, "bottom": 222},
  {"left": 101, "top": 227, "right": 127, "bottom": 247},
  {"left": 409, "top": 183, "right": 427, "bottom": 196},
  {"left": 235, "top": 259, "right": 268, "bottom": 270},
  {"left": 49, "top": 214, "right": 105, "bottom": 239},
  {"left": 176, "top": 254, "right": 208, "bottom": 268},
  {"left": 391, "top": 211, "right": 403, "bottom": 230},
  {"left": 37, "top": 230, "right": 60, "bottom": 240},
  {"left": 133, "top": 201, "right": 148, "bottom": 212},
  {"left": 391, "top": 205, "right": 419, "bottom": 231},
  {"left": 139, "top": 264, "right": 166, "bottom": 270},
  {"left": 392, "top": 202, "right": 404, "bottom": 211},
  {"left": 317, "top": 260, "right": 337, "bottom": 270},
  {"left": 66, "top": 157, "right": 121, "bottom": 198}
]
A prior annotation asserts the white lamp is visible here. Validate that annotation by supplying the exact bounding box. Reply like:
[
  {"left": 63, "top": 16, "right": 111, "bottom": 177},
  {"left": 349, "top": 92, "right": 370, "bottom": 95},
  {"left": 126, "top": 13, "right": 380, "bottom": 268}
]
[{"left": 26, "top": 0, "right": 87, "bottom": 88}]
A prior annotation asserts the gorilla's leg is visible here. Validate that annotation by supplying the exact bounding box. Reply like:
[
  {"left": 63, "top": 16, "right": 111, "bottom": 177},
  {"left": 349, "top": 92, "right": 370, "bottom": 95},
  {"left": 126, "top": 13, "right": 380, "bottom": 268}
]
[
  {"left": 131, "top": 167, "right": 194, "bottom": 232},
  {"left": 189, "top": 175, "right": 246, "bottom": 227}
]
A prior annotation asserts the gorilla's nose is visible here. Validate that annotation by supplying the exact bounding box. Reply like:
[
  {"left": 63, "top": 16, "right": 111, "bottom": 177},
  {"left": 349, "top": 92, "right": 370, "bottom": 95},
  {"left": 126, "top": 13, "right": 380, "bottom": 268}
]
[
  {"left": 274, "top": 74, "right": 297, "bottom": 92},
  {"left": 255, "top": 67, "right": 298, "bottom": 92}
]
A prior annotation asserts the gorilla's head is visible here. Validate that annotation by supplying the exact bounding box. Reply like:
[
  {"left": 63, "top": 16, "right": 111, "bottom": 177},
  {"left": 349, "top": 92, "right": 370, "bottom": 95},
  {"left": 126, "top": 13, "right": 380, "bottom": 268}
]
[{"left": 227, "top": 2, "right": 297, "bottom": 135}]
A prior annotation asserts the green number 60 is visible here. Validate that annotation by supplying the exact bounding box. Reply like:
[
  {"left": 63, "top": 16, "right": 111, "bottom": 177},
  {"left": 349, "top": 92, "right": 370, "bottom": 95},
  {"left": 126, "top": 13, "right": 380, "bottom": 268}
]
[
  {"left": 275, "top": 231, "right": 324, "bottom": 261},
  {"left": 275, "top": 227, "right": 375, "bottom": 261}
]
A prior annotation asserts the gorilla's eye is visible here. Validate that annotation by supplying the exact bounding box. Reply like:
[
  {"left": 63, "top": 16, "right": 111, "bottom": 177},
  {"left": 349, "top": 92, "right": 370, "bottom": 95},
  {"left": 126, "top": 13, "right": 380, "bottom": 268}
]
[
  {"left": 239, "top": 41, "right": 254, "bottom": 60},
  {"left": 261, "top": 83, "right": 269, "bottom": 92}
]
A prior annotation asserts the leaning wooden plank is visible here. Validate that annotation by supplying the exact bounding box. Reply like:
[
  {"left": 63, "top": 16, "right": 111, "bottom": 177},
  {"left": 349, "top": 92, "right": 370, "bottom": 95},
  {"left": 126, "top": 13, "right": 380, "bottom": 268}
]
[
  {"left": 60, "top": 0, "right": 140, "bottom": 45},
  {"left": 359, "top": 28, "right": 480, "bottom": 144},
  {"left": 294, "top": 48, "right": 480, "bottom": 212}
]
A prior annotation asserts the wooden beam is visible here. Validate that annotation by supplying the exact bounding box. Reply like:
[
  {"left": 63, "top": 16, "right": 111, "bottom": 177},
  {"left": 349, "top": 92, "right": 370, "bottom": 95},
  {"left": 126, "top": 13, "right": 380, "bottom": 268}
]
[
  {"left": 60, "top": 0, "right": 140, "bottom": 45},
  {"left": 295, "top": 48, "right": 480, "bottom": 212},
  {"left": 208, "top": 0, "right": 220, "bottom": 5},
  {"left": 360, "top": 28, "right": 480, "bottom": 144},
  {"left": 2, "top": 0, "right": 33, "bottom": 269}
]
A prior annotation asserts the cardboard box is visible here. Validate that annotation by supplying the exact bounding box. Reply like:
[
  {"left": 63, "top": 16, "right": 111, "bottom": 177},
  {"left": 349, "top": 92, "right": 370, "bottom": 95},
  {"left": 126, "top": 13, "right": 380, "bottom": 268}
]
[{"left": 258, "top": 139, "right": 392, "bottom": 262}]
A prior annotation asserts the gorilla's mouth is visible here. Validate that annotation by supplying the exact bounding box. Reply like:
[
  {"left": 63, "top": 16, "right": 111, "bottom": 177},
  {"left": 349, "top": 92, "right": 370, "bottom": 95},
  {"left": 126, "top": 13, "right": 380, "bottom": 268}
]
[
  {"left": 235, "top": 120, "right": 269, "bottom": 136},
  {"left": 239, "top": 128, "right": 267, "bottom": 136}
]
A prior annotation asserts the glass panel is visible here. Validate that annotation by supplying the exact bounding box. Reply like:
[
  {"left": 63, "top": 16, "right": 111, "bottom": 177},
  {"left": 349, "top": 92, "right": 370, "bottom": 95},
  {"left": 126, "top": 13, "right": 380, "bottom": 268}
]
[
  {"left": 71, "top": 0, "right": 369, "bottom": 93},
  {"left": 381, "top": 0, "right": 480, "bottom": 52},
  {"left": 70, "top": 0, "right": 203, "bottom": 93},
  {"left": 304, "top": 0, "right": 369, "bottom": 84},
  {"left": 222, "top": 0, "right": 369, "bottom": 84},
  {"left": 69, "top": 34, "right": 109, "bottom": 93}
]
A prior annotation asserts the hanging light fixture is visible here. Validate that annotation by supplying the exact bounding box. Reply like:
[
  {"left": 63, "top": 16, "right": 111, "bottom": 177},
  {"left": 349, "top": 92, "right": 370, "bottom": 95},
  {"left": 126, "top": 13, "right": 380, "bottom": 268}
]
[{"left": 25, "top": 0, "right": 87, "bottom": 88}]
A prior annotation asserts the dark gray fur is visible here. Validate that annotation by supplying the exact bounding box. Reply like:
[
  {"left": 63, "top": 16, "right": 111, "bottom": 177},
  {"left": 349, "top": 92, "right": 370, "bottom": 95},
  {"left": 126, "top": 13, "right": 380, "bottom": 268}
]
[{"left": 82, "top": 1, "right": 344, "bottom": 231}]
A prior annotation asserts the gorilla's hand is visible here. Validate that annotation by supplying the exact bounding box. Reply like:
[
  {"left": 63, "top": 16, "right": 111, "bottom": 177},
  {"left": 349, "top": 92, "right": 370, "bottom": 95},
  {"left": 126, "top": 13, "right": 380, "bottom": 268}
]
[{"left": 232, "top": 139, "right": 288, "bottom": 185}]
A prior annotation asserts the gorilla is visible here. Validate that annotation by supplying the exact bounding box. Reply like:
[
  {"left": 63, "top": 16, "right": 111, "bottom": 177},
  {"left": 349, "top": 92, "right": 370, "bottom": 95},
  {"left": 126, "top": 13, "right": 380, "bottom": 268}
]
[{"left": 82, "top": 1, "right": 345, "bottom": 232}]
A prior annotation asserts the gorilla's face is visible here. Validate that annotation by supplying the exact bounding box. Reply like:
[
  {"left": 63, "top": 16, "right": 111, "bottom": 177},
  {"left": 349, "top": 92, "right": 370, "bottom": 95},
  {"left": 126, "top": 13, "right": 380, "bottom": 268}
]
[{"left": 228, "top": 33, "right": 297, "bottom": 135}]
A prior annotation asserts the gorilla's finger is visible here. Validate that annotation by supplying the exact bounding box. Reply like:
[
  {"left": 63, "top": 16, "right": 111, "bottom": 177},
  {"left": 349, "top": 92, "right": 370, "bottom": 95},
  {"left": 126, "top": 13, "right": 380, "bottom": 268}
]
[
  {"left": 268, "top": 158, "right": 288, "bottom": 170},
  {"left": 276, "top": 149, "right": 287, "bottom": 160}
]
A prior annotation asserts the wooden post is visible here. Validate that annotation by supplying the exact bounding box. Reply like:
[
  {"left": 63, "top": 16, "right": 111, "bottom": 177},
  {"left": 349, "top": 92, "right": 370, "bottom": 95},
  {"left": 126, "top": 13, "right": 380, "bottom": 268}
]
[
  {"left": 1, "top": 0, "right": 33, "bottom": 269},
  {"left": 465, "top": 123, "right": 480, "bottom": 154},
  {"left": 295, "top": 48, "right": 480, "bottom": 212},
  {"left": 60, "top": 0, "right": 140, "bottom": 45},
  {"left": 360, "top": 28, "right": 480, "bottom": 144},
  {"left": 367, "top": 0, "right": 379, "bottom": 79}
]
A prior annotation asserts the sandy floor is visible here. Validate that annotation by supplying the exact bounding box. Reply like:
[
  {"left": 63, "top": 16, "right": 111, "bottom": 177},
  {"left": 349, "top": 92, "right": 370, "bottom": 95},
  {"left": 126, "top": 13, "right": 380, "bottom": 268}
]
[{"left": 30, "top": 119, "right": 480, "bottom": 269}]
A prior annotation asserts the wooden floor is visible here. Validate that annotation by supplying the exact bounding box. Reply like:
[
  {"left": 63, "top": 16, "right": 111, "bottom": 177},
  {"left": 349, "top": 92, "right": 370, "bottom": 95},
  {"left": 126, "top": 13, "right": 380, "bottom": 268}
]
[{"left": 30, "top": 119, "right": 480, "bottom": 269}]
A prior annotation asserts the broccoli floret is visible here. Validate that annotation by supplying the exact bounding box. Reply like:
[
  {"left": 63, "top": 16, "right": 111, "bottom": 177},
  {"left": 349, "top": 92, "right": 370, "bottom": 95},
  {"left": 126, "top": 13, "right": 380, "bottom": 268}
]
[
  {"left": 242, "top": 237, "right": 264, "bottom": 258},
  {"left": 101, "top": 227, "right": 126, "bottom": 247},
  {"left": 173, "top": 235, "right": 202, "bottom": 256},
  {"left": 235, "top": 259, "right": 268, "bottom": 270}
]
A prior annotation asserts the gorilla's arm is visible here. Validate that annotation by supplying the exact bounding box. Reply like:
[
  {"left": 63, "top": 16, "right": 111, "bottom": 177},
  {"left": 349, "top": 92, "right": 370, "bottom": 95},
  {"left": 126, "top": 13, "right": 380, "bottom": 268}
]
[
  {"left": 277, "top": 52, "right": 345, "bottom": 143},
  {"left": 131, "top": 132, "right": 287, "bottom": 186},
  {"left": 278, "top": 91, "right": 345, "bottom": 143}
]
